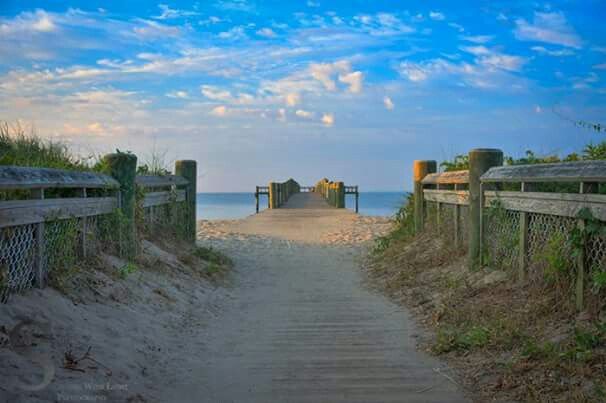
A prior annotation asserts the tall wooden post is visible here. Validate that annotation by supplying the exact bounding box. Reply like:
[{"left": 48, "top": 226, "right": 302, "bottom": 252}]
[
  {"left": 269, "top": 182, "right": 278, "bottom": 209},
  {"left": 518, "top": 182, "right": 531, "bottom": 282},
  {"left": 355, "top": 186, "right": 359, "bottom": 213},
  {"left": 175, "top": 160, "right": 197, "bottom": 243},
  {"left": 469, "top": 148, "right": 503, "bottom": 270},
  {"left": 413, "top": 160, "right": 437, "bottom": 234},
  {"left": 335, "top": 182, "right": 345, "bottom": 208},
  {"left": 31, "top": 188, "right": 45, "bottom": 287},
  {"left": 255, "top": 186, "right": 260, "bottom": 213},
  {"left": 104, "top": 152, "right": 137, "bottom": 258}
]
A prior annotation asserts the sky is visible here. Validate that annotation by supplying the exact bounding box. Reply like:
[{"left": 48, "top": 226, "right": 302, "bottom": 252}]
[{"left": 0, "top": 1, "right": 605, "bottom": 191}]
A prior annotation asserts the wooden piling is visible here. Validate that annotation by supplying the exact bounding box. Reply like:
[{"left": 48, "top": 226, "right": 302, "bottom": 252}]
[
  {"left": 103, "top": 152, "right": 137, "bottom": 258},
  {"left": 468, "top": 148, "right": 503, "bottom": 270},
  {"left": 413, "top": 160, "right": 437, "bottom": 234},
  {"left": 175, "top": 160, "right": 197, "bottom": 243}
]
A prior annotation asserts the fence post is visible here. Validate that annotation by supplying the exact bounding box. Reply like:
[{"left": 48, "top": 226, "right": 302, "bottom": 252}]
[
  {"left": 336, "top": 182, "right": 345, "bottom": 208},
  {"left": 454, "top": 184, "right": 461, "bottom": 248},
  {"left": 575, "top": 181, "right": 598, "bottom": 310},
  {"left": 468, "top": 148, "right": 503, "bottom": 270},
  {"left": 518, "top": 182, "right": 531, "bottom": 282},
  {"left": 104, "top": 152, "right": 137, "bottom": 258},
  {"left": 31, "top": 188, "right": 45, "bottom": 287},
  {"left": 175, "top": 160, "right": 197, "bottom": 243},
  {"left": 269, "top": 182, "right": 278, "bottom": 209},
  {"left": 413, "top": 160, "right": 437, "bottom": 234}
]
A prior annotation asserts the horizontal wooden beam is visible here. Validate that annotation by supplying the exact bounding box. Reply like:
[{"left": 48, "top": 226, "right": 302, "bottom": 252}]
[
  {"left": 423, "top": 189, "right": 470, "bottom": 205},
  {"left": 142, "top": 190, "right": 186, "bottom": 208},
  {"left": 0, "top": 166, "right": 119, "bottom": 190},
  {"left": 481, "top": 161, "right": 606, "bottom": 183},
  {"left": 0, "top": 197, "right": 118, "bottom": 228},
  {"left": 483, "top": 190, "right": 606, "bottom": 221},
  {"left": 422, "top": 170, "right": 469, "bottom": 185},
  {"left": 135, "top": 175, "right": 188, "bottom": 188}
]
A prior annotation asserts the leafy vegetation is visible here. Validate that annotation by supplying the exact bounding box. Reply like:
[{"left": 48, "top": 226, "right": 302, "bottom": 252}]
[
  {"left": 192, "top": 246, "right": 233, "bottom": 268},
  {"left": 0, "top": 121, "right": 89, "bottom": 170}
]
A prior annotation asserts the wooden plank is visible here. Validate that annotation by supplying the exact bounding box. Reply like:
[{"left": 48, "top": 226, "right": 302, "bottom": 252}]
[
  {"left": 483, "top": 191, "right": 606, "bottom": 221},
  {"left": 32, "top": 189, "right": 45, "bottom": 288},
  {"left": 422, "top": 170, "right": 469, "bottom": 185},
  {"left": 135, "top": 175, "right": 188, "bottom": 188},
  {"left": 0, "top": 197, "right": 118, "bottom": 228},
  {"left": 141, "top": 190, "right": 186, "bottom": 208},
  {"left": 481, "top": 161, "right": 606, "bottom": 183},
  {"left": 423, "top": 189, "right": 470, "bottom": 205},
  {"left": 0, "top": 166, "right": 119, "bottom": 190}
]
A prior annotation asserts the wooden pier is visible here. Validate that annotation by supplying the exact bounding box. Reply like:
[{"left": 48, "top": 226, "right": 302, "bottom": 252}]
[{"left": 255, "top": 181, "right": 359, "bottom": 213}]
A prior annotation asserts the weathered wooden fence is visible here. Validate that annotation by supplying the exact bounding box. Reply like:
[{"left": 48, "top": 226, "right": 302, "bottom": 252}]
[
  {"left": 314, "top": 179, "right": 359, "bottom": 211},
  {"left": 414, "top": 149, "right": 606, "bottom": 309},
  {"left": 0, "top": 155, "right": 197, "bottom": 303}
]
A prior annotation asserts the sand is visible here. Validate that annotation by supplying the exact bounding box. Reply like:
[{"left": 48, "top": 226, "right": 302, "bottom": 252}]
[{"left": 1, "top": 193, "right": 469, "bottom": 402}]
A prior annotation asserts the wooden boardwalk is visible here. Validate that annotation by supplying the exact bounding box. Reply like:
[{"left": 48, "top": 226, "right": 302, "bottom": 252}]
[{"left": 167, "top": 193, "right": 469, "bottom": 402}]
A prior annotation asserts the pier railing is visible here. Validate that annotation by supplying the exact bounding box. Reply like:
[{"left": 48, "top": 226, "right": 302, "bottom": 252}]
[
  {"left": 414, "top": 150, "right": 606, "bottom": 309},
  {"left": 0, "top": 156, "right": 197, "bottom": 303},
  {"left": 314, "top": 178, "right": 359, "bottom": 212}
]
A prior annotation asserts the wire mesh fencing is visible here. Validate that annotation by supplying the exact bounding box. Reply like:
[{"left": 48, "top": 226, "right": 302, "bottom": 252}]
[
  {"left": 483, "top": 207, "right": 520, "bottom": 272},
  {"left": 423, "top": 200, "right": 470, "bottom": 249}
]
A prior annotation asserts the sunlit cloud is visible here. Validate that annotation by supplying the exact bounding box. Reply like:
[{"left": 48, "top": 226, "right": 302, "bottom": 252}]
[
  {"left": 321, "top": 113, "right": 334, "bottom": 126},
  {"left": 514, "top": 11, "right": 582, "bottom": 49},
  {"left": 383, "top": 96, "right": 394, "bottom": 110}
]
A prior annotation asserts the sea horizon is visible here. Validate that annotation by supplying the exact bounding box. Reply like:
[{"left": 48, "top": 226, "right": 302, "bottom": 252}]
[{"left": 196, "top": 191, "right": 408, "bottom": 220}]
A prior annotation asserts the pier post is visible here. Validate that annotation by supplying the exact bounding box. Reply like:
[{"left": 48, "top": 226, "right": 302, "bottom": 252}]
[
  {"left": 255, "top": 186, "right": 259, "bottom": 213},
  {"left": 335, "top": 182, "right": 345, "bottom": 208},
  {"left": 103, "top": 152, "right": 137, "bottom": 258},
  {"left": 413, "top": 160, "right": 437, "bottom": 234},
  {"left": 269, "top": 182, "right": 278, "bottom": 209},
  {"left": 468, "top": 148, "right": 503, "bottom": 270},
  {"left": 175, "top": 160, "right": 197, "bottom": 243}
]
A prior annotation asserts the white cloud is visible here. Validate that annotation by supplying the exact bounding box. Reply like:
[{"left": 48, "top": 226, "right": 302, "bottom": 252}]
[
  {"left": 285, "top": 93, "right": 300, "bottom": 106},
  {"left": 479, "top": 54, "right": 525, "bottom": 72},
  {"left": 460, "top": 46, "right": 527, "bottom": 72},
  {"left": 429, "top": 11, "right": 445, "bottom": 21},
  {"left": 460, "top": 45, "right": 491, "bottom": 56},
  {"left": 448, "top": 23, "right": 464, "bottom": 32},
  {"left": 295, "top": 109, "right": 313, "bottom": 118},
  {"left": 338, "top": 71, "right": 363, "bottom": 93},
  {"left": 531, "top": 46, "right": 574, "bottom": 57},
  {"left": 461, "top": 35, "right": 493, "bottom": 44},
  {"left": 307, "top": 1, "right": 320, "bottom": 7},
  {"left": 398, "top": 61, "right": 428, "bottom": 82},
  {"left": 321, "top": 113, "right": 334, "bottom": 126},
  {"left": 514, "top": 11, "right": 581, "bottom": 49},
  {"left": 594, "top": 63, "right": 606, "bottom": 70},
  {"left": 383, "top": 96, "right": 394, "bottom": 110},
  {"left": 201, "top": 85, "right": 233, "bottom": 102},
  {"left": 153, "top": 4, "right": 200, "bottom": 20},
  {"left": 310, "top": 60, "right": 362, "bottom": 92},
  {"left": 0, "top": 10, "right": 56, "bottom": 35},
  {"left": 133, "top": 20, "right": 180, "bottom": 39},
  {"left": 535, "top": 105, "right": 542, "bottom": 113},
  {"left": 218, "top": 26, "right": 247, "bottom": 40},
  {"left": 210, "top": 105, "right": 228, "bottom": 116},
  {"left": 277, "top": 108, "right": 287, "bottom": 122},
  {"left": 353, "top": 12, "right": 414, "bottom": 36},
  {"left": 256, "top": 27, "right": 276, "bottom": 38},
  {"left": 214, "top": 0, "right": 254, "bottom": 12},
  {"left": 166, "top": 90, "right": 189, "bottom": 99}
]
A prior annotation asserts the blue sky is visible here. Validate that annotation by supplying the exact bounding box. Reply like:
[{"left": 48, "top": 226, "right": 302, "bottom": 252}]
[{"left": 0, "top": 1, "right": 605, "bottom": 191}]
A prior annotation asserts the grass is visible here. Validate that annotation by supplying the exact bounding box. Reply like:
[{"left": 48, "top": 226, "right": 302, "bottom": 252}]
[
  {"left": 192, "top": 246, "right": 233, "bottom": 268},
  {"left": 367, "top": 209, "right": 606, "bottom": 402},
  {"left": 0, "top": 121, "right": 88, "bottom": 170}
]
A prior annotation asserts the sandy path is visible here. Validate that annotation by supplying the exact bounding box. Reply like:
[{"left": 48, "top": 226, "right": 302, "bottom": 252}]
[{"left": 165, "top": 193, "right": 469, "bottom": 402}]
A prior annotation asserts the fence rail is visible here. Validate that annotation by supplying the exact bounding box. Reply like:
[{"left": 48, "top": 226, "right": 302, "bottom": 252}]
[
  {"left": 414, "top": 153, "right": 606, "bottom": 310},
  {"left": 0, "top": 158, "right": 197, "bottom": 303}
]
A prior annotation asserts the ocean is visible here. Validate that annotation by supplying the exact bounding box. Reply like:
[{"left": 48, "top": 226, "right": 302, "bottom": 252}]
[{"left": 196, "top": 192, "right": 408, "bottom": 220}]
